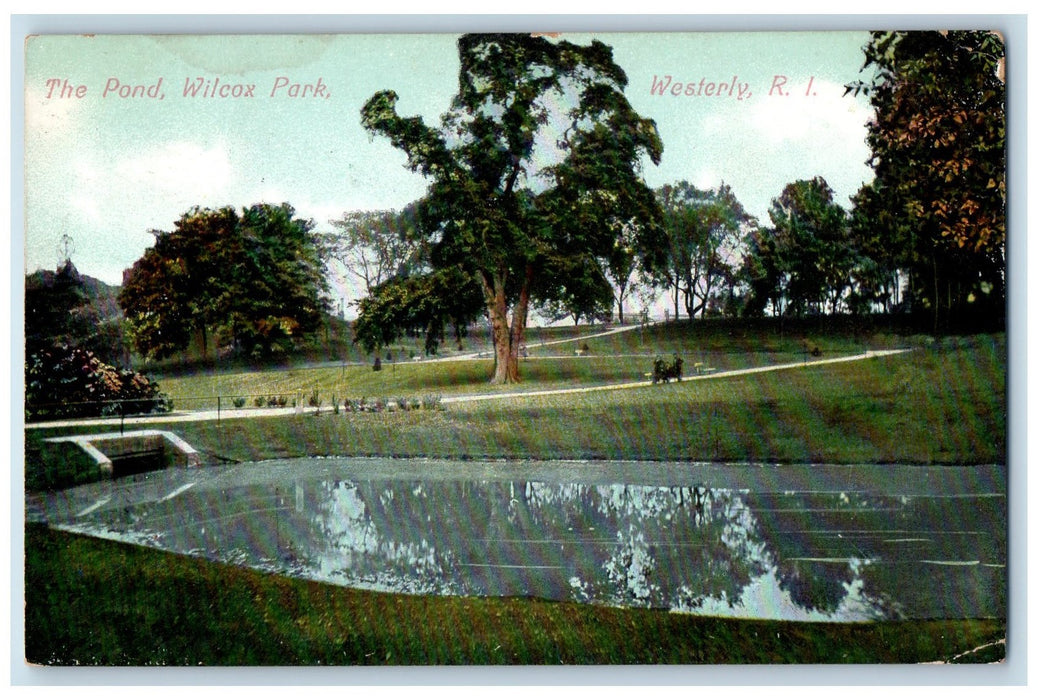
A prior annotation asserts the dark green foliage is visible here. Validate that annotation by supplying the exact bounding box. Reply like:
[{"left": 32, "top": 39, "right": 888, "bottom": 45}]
[
  {"left": 119, "top": 202, "right": 330, "bottom": 361},
  {"left": 25, "top": 260, "right": 131, "bottom": 370},
  {"left": 742, "top": 177, "right": 853, "bottom": 317},
  {"left": 25, "top": 261, "right": 92, "bottom": 355},
  {"left": 845, "top": 181, "right": 909, "bottom": 315},
  {"left": 533, "top": 251, "right": 615, "bottom": 326},
  {"left": 24, "top": 260, "right": 167, "bottom": 422},
  {"left": 353, "top": 266, "right": 483, "bottom": 356}
]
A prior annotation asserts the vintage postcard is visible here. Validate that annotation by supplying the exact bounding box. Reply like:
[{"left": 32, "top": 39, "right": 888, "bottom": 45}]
[{"left": 20, "top": 26, "right": 1009, "bottom": 674}]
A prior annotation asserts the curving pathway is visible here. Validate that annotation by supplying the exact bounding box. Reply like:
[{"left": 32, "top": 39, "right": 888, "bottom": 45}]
[
  {"left": 442, "top": 348, "right": 910, "bottom": 403},
  {"left": 26, "top": 348, "right": 911, "bottom": 429}
]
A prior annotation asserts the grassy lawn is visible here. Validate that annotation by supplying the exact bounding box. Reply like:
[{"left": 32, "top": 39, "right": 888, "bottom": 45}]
[
  {"left": 149, "top": 318, "right": 904, "bottom": 410},
  {"left": 28, "top": 333, "right": 1006, "bottom": 477},
  {"left": 24, "top": 523, "right": 1006, "bottom": 666}
]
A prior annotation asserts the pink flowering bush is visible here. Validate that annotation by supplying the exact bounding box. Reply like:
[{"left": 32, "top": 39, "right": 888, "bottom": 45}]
[{"left": 26, "top": 345, "right": 171, "bottom": 421}]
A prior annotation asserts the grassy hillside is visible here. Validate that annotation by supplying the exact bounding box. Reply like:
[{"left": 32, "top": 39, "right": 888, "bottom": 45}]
[
  {"left": 149, "top": 318, "right": 924, "bottom": 410},
  {"left": 26, "top": 333, "right": 1006, "bottom": 492}
]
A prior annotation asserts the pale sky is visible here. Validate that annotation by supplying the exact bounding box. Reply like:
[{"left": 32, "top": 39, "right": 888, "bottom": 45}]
[{"left": 23, "top": 31, "right": 876, "bottom": 295}]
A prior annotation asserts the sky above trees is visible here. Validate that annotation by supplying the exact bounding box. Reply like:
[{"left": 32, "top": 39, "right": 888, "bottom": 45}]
[{"left": 23, "top": 30, "right": 875, "bottom": 296}]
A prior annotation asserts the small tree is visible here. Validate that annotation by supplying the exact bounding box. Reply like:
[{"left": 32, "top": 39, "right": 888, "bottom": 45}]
[
  {"left": 534, "top": 253, "right": 615, "bottom": 327},
  {"left": 353, "top": 266, "right": 484, "bottom": 357},
  {"left": 649, "top": 182, "right": 752, "bottom": 320},
  {"left": 323, "top": 206, "right": 424, "bottom": 295},
  {"left": 766, "top": 177, "right": 853, "bottom": 316}
]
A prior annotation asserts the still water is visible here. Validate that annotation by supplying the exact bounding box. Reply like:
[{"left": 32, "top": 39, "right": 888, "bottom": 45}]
[{"left": 27, "top": 458, "right": 1006, "bottom": 622}]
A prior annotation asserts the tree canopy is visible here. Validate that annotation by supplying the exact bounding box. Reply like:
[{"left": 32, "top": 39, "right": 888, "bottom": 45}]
[
  {"left": 740, "top": 177, "right": 854, "bottom": 318},
  {"left": 26, "top": 260, "right": 100, "bottom": 359},
  {"left": 360, "top": 33, "right": 664, "bottom": 383},
  {"left": 323, "top": 206, "right": 424, "bottom": 296},
  {"left": 846, "top": 30, "right": 1006, "bottom": 329},
  {"left": 650, "top": 182, "right": 753, "bottom": 320},
  {"left": 119, "top": 202, "right": 329, "bottom": 361},
  {"left": 353, "top": 265, "right": 484, "bottom": 357}
]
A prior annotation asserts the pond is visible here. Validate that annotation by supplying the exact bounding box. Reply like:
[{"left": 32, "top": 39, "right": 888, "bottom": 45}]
[{"left": 26, "top": 458, "right": 1006, "bottom": 622}]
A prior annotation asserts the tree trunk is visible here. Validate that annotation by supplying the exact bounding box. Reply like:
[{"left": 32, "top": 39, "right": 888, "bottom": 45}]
[
  {"left": 479, "top": 267, "right": 530, "bottom": 384},
  {"left": 614, "top": 283, "right": 627, "bottom": 325},
  {"left": 199, "top": 325, "right": 209, "bottom": 361},
  {"left": 508, "top": 266, "right": 533, "bottom": 377},
  {"left": 932, "top": 256, "right": 940, "bottom": 335},
  {"left": 487, "top": 280, "right": 514, "bottom": 384}
]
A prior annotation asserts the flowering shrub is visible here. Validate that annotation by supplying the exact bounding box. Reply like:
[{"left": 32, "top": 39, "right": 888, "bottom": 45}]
[{"left": 26, "top": 345, "right": 171, "bottom": 421}]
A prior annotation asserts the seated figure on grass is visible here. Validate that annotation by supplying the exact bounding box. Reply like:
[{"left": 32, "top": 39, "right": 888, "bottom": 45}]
[{"left": 652, "top": 355, "right": 683, "bottom": 384}]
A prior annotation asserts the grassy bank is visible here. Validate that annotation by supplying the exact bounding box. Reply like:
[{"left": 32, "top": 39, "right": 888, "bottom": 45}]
[
  {"left": 150, "top": 319, "right": 907, "bottom": 410},
  {"left": 26, "top": 335, "right": 1006, "bottom": 491},
  {"left": 23, "top": 524, "right": 1005, "bottom": 666}
]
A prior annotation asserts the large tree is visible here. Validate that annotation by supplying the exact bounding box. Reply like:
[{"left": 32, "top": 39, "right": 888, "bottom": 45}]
[
  {"left": 360, "top": 33, "right": 663, "bottom": 383},
  {"left": 846, "top": 31, "right": 1006, "bottom": 330},
  {"left": 120, "top": 202, "right": 329, "bottom": 360}
]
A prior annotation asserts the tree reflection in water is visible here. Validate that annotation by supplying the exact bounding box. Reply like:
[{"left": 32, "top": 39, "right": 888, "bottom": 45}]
[
  {"left": 43, "top": 465, "right": 1001, "bottom": 622},
  {"left": 301, "top": 478, "right": 901, "bottom": 620}
]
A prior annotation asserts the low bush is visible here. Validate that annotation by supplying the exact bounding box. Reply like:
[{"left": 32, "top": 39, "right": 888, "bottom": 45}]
[{"left": 26, "top": 345, "right": 171, "bottom": 422}]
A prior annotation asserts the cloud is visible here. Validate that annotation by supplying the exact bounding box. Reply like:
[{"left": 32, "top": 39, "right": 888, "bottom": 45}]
[
  {"left": 24, "top": 84, "right": 84, "bottom": 142},
  {"left": 648, "top": 78, "right": 875, "bottom": 220},
  {"left": 747, "top": 78, "right": 872, "bottom": 147},
  {"left": 28, "top": 142, "right": 237, "bottom": 282},
  {"left": 113, "top": 141, "right": 233, "bottom": 200}
]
